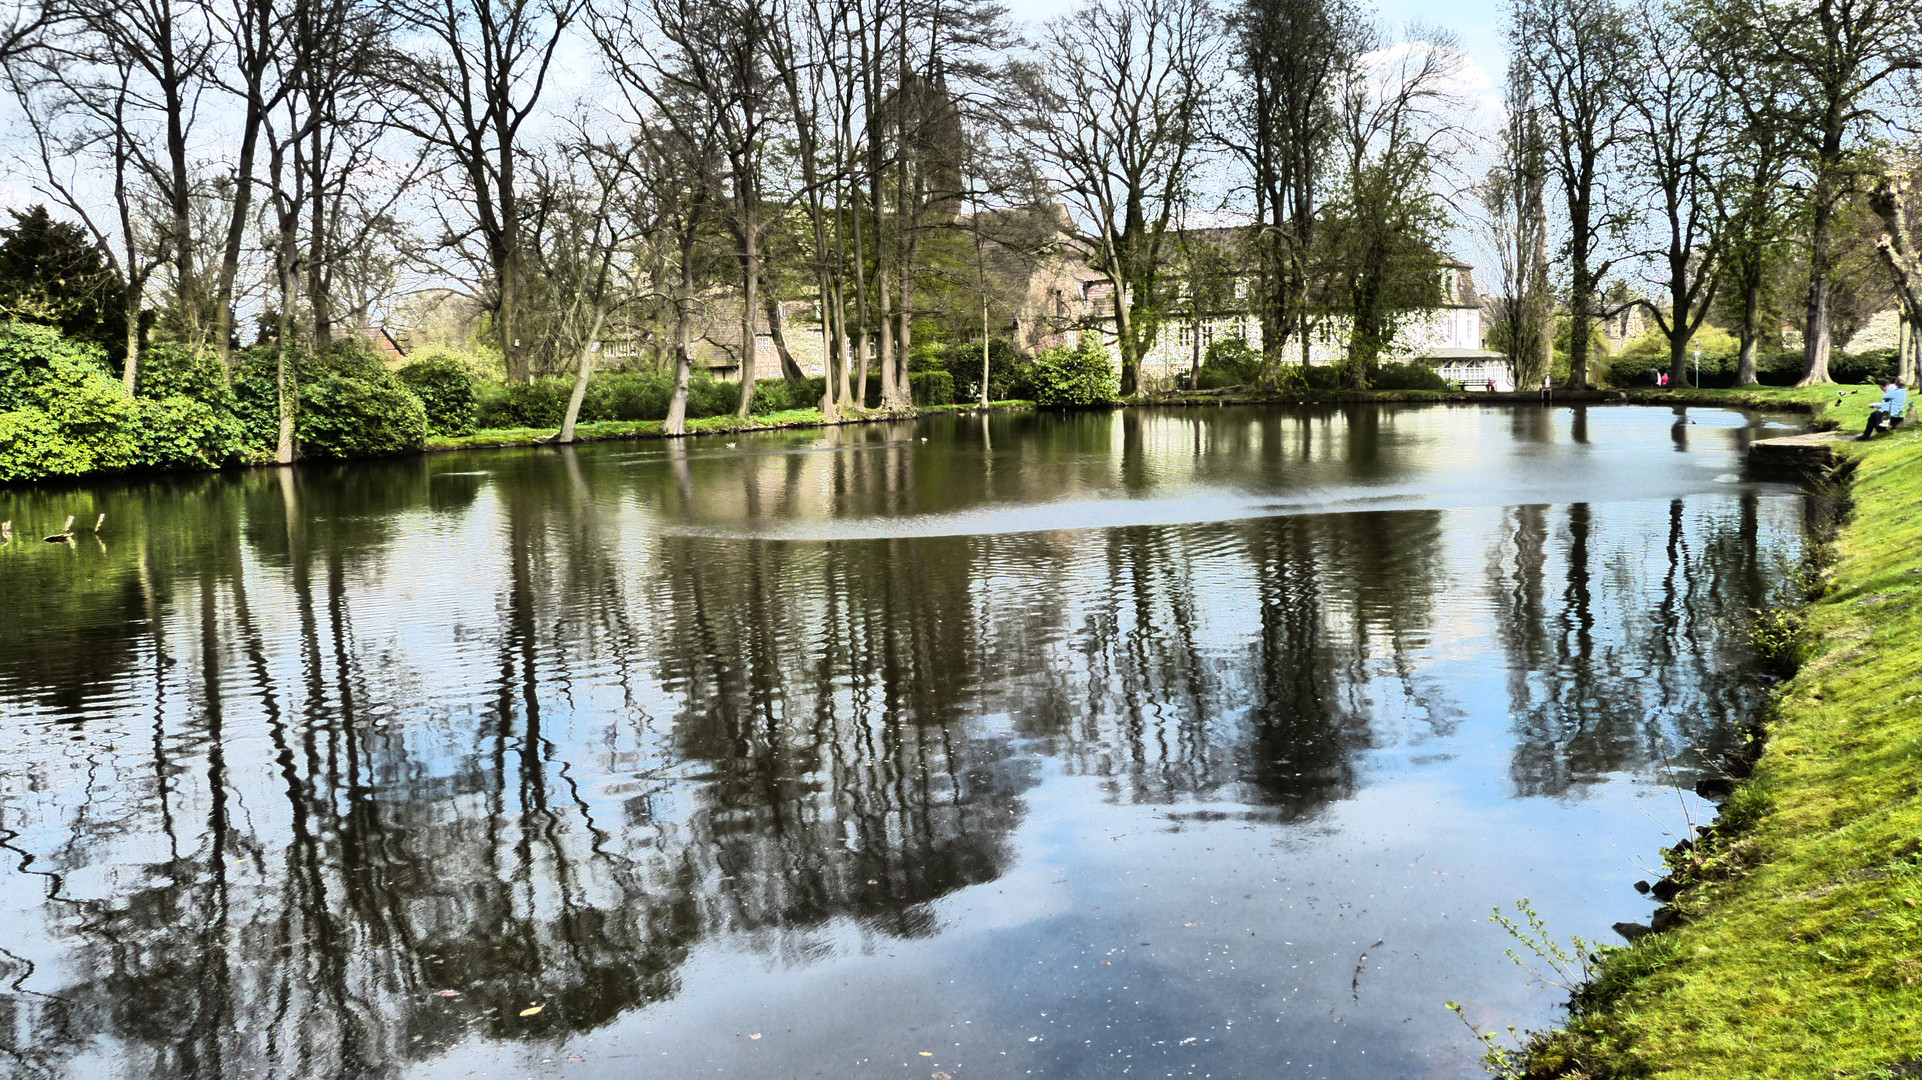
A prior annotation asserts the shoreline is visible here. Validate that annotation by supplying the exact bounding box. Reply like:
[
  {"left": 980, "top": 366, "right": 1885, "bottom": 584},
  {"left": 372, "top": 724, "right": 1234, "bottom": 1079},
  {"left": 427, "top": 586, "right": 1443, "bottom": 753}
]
[
  {"left": 0, "top": 385, "right": 1853, "bottom": 488},
  {"left": 1499, "top": 387, "right": 1922, "bottom": 1079},
  {"left": 419, "top": 384, "right": 1836, "bottom": 458}
]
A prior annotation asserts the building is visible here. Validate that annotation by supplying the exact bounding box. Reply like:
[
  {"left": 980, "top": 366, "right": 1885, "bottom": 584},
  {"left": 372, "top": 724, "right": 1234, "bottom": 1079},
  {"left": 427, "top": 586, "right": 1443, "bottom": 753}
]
[{"left": 1030, "top": 243, "right": 1495, "bottom": 389}]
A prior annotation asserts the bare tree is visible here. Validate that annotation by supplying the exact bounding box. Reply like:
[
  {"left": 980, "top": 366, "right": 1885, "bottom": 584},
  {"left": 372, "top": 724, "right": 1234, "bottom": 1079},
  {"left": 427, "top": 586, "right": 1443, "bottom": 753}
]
[
  {"left": 77, "top": 0, "right": 216, "bottom": 345},
  {"left": 6, "top": 54, "right": 167, "bottom": 391},
  {"left": 1478, "top": 54, "right": 1554, "bottom": 392},
  {"left": 0, "top": 0, "right": 65, "bottom": 65},
  {"left": 1628, "top": 1, "right": 1724, "bottom": 386},
  {"left": 1025, "top": 0, "right": 1221, "bottom": 396},
  {"left": 1223, "top": 0, "right": 1361, "bottom": 374},
  {"left": 1512, "top": 0, "right": 1641, "bottom": 389},
  {"left": 599, "top": 0, "right": 786, "bottom": 417},
  {"left": 1321, "top": 28, "right": 1465, "bottom": 381},
  {"left": 391, "top": 0, "right": 583, "bottom": 384},
  {"left": 205, "top": 0, "right": 289, "bottom": 371},
  {"left": 526, "top": 134, "right": 643, "bottom": 443}
]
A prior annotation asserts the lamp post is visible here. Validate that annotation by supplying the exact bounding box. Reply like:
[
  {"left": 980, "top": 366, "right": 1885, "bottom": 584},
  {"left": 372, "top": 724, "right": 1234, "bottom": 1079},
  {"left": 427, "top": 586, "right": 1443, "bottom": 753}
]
[{"left": 1693, "top": 349, "right": 1701, "bottom": 389}]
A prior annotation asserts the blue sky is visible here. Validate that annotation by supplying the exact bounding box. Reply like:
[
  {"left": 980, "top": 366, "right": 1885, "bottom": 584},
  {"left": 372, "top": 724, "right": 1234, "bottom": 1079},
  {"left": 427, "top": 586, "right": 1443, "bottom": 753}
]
[{"left": 1005, "top": 0, "right": 1513, "bottom": 106}]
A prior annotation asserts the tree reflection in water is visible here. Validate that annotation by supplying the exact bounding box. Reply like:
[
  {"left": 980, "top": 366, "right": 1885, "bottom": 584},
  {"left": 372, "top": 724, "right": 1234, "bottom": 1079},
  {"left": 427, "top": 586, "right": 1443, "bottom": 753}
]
[{"left": 0, "top": 405, "right": 1808, "bottom": 1080}]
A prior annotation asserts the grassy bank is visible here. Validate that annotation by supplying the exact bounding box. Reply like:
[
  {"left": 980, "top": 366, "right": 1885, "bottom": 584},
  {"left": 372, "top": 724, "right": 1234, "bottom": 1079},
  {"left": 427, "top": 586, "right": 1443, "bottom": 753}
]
[
  {"left": 426, "top": 382, "right": 1881, "bottom": 455},
  {"left": 1504, "top": 385, "right": 1922, "bottom": 1079},
  {"left": 423, "top": 400, "right": 1039, "bottom": 452}
]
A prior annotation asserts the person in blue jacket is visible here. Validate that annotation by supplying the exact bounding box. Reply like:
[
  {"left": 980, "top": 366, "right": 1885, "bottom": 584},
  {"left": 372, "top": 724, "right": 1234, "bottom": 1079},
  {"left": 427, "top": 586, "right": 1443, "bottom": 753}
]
[{"left": 1861, "top": 379, "right": 1909, "bottom": 439}]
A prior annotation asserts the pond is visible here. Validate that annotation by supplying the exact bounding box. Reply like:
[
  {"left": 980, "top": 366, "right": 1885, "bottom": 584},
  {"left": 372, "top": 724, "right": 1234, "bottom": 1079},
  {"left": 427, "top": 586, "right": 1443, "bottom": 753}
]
[{"left": 0, "top": 403, "right": 1809, "bottom": 1080}]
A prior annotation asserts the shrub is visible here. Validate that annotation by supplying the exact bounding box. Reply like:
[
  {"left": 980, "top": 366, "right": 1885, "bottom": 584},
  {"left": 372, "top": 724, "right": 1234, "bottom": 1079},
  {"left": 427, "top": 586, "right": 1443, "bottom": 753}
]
[
  {"left": 232, "top": 343, "right": 428, "bottom": 459},
  {"left": 1373, "top": 362, "right": 1450, "bottom": 391},
  {"left": 687, "top": 372, "right": 742, "bottom": 417},
  {"left": 1194, "top": 337, "right": 1262, "bottom": 389},
  {"left": 476, "top": 378, "right": 572, "bottom": 429},
  {"left": 943, "top": 339, "right": 1032, "bottom": 401},
  {"left": 912, "top": 370, "right": 954, "bottom": 406},
  {"left": 0, "top": 321, "right": 138, "bottom": 482},
  {"left": 397, "top": 353, "right": 479, "bottom": 436},
  {"left": 746, "top": 377, "right": 816, "bottom": 414},
  {"left": 231, "top": 347, "right": 293, "bottom": 454},
  {"left": 1030, "top": 334, "right": 1118, "bottom": 408},
  {"left": 861, "top": 370, "right": 957, "bottom": 407},
  {"left": 297, "top": 367, "right": 428, "bottom": 459},
  {"left": 133, "top": 394, "right": 245, "bottom": 471},
  {"left": 135, "top": 342, "right": 232, "bottom": 404},
  {"left": 907, "top": 340, "right": 950, "bottom": 372}
]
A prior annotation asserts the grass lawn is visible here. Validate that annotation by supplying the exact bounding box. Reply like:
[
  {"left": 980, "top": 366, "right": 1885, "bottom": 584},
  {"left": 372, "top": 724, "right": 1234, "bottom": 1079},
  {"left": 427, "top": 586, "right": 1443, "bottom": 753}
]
[{"left": 1513, "top": 384, "right": 1922, "bottom": 1079}]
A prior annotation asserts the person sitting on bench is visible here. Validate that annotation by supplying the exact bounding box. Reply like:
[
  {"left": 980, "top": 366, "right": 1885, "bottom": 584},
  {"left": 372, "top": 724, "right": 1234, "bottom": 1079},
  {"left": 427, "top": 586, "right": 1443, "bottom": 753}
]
[{"left": 1861, "top": 379, "right": 1909, "bottom": 439}]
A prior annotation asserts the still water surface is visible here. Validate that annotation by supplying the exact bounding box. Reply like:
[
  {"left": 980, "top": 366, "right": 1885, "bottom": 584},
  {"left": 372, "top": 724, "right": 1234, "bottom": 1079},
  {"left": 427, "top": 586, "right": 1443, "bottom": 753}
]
[{"left": 0, "top": 404, "right": 1806, "bottom": 1080}]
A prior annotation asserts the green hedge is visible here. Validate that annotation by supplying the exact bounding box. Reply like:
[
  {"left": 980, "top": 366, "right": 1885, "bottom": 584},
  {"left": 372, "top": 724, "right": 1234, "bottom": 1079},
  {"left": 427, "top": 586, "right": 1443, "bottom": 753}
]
[
  {"left": 297, "top": 369, "right": 427, "bottom": 459},
  {"left": 1373, "top": 362, "right": 1451, "bottom": 391},
  {"left": 397, "top": 352, "right": 479, "bottom": 437},
  {"left": 1193, "top": 338, "right": 1261, "bottom": 390},
  {"left": 1030, "top": 335, "right": 1119, "bottom": 408},
  {"left": 0, "top": 322, "right": 139, "bottom": 481},
  {"left": 1606, "top": 346, "right": 1899, "bottom": 389},
  {"left": 946, "top": 340, "right": 1033, "bottom": 402},
  {"left": 859, "top": 370, "right": 954, "bottom": 407}
]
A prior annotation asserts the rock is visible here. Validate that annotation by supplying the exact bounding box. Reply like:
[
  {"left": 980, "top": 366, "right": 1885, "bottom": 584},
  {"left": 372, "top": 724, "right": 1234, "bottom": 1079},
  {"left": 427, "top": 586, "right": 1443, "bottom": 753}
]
[
  {"left": 1612, "top": 922, "right": 1652, "bottom": 942},
  {"left": 1633, "top": 880, "right": 1652, "bottom": 895},
  {"left": 1695, "top": 775, "right": 1734, "bottom": 798},
  {"left": 1650, "top": 906, "right": 1683, "bottom": 933},
  {"left": 1651, "top": 877, "right": 1683, "bottom": 902}
]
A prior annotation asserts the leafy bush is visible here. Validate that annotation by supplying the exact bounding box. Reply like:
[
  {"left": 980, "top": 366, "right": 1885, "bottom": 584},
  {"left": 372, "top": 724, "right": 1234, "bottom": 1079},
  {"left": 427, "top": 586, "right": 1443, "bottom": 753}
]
[
  {"left": 746, "top": 377, "right": 817, "bottom": 413},
  {"left": 907, "top": 340, "right": 950, "bottom": 372},
  {"left": 582, "top": 371, "right": 675, "bottom": 422},
  {"left": 231, "top": 347, "right": 293, "bottom": 454},
  {"left": 133, "top": 394, "right": 245, "bottom": 471},
  {"left": 0, "top": 321, "right": 138, "bottom": 482},
  {"left": 397, "top": 352, "right": 479, "bottom": 436},
  {"left": 1194, "top": 337, "right": 1262, "bottom": 389},
  {"left": 231, "top": 342, "right": 428, "bottom": 459},
  {"left": 1373, "top": 362, "right": 1450, "bottom": 391},
  {"left": 1029, "top": 334, "right": 1119, "bottom": 408},
  {"left": 943, "top": 339, "right": 1033, "bottom": 401},
  {"left": 913, "top": 370, "right": 954, "bottom": 406},
  {"left": 1605, "top": 343, "right": 1893, "bottom": 389},
  {"left": 136, "top": 342, "right": 231, "bottom": 403},
  {"left": 861, "top": 370, "right": 957, "bottom": 407},
  {"left": 476, "top": 378, "right": 572, "bottom": 429},
  {"left": 297, "top": 367, "right": 427, "bottom": 459}
]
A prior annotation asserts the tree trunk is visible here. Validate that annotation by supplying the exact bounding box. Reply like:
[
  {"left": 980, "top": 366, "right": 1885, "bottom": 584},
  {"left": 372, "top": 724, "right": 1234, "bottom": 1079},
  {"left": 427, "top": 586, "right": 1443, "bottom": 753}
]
[
  {"left": 665, "top": 295, "right": 695, "bottom": 436},
  {"left": 500, "top": 244, "right": 526, "bottom": 382},
  {"left": 982, "top": 297, "right": 993, "bottom": 407},
  {"left": 1797, "top": 126, "right": 1843, "bottom": 387},
  {"left": 1114, "top": 280, "right": 1138, "bottom": 396},
  {"left": 763, "top": 293, "right": 807, "bottom": 381},
  {"left": 874, "top": 194, "right": 895, "bottom": 408},
  {"left": 214, "top": 106, "right": 264, "bottom": 374},
  {"left": 122, "top": 286, "right": 143, "bottom": 397},
  {"left": 1736, "top": 273, "right": 1761, "bottom": 386},
  {"left": 307, "top": 124, "right": 333, "bottom": 349},
  {"left": 557, "top": 310, "right": 608, "bottom": 444},
  {"left": 735, "top": 204, "right": 759, "bottom": 417}
]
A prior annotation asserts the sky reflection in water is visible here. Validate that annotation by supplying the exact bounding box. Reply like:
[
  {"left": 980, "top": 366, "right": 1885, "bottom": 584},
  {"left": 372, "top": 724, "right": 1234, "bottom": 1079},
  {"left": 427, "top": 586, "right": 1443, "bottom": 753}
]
[{"left": 0, "top": 403, "right": 1808, "bottom": 1080}]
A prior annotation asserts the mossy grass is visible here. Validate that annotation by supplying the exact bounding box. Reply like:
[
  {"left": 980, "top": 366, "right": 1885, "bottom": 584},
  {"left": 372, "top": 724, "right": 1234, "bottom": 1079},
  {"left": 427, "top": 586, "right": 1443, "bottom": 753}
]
[
  {"left": 424, "top": 400, "right": 1036, "bottom": 452},
  {"left": 1501, "top": 384, "right": 1922, "bottom": 1079}
]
